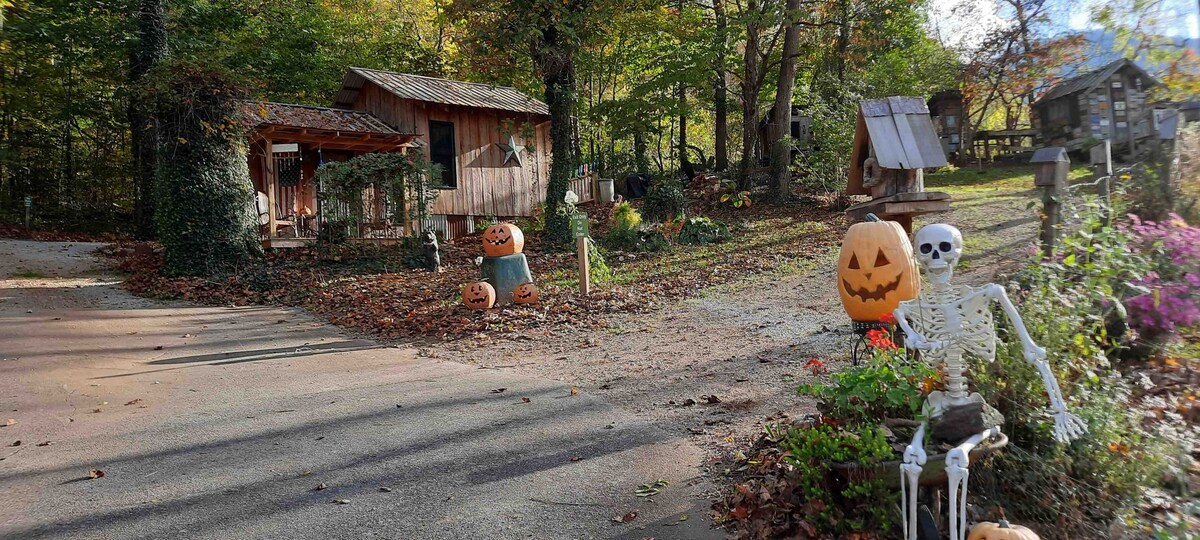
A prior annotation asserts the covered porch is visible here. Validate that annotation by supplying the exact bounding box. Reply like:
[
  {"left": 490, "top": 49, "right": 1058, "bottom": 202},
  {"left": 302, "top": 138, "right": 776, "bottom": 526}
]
[{"left": 242, "top": 101, "right": 420, "bottom": 248}]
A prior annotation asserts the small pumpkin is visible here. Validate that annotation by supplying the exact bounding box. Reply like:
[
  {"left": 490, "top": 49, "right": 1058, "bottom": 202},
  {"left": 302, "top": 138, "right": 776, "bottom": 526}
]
[
  {"left": 837, "top": 215, "right": 920, "bottom": 322},
  {"left": 513, "top": 282, "right": 539, "bottom": 304},
  {"left": 481, "top": 222, "right": 525, "bottom": 257},
  {"left": 462, "top": 281, "right": 496, "bottom": 309},
  {"left": 967, "top": 520, "right": 1040, "bottom": 540}
]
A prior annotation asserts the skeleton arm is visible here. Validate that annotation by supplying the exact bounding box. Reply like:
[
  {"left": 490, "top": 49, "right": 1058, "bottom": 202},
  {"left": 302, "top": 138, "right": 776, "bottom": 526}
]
[{"left": 984, "top": 284, "right": 1087, "bottom": 442}]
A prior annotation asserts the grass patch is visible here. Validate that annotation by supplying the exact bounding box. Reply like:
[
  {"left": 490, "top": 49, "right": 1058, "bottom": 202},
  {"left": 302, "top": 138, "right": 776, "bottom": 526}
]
[{"left": 9, "top": 270, "right": 47, "bottom": 279}]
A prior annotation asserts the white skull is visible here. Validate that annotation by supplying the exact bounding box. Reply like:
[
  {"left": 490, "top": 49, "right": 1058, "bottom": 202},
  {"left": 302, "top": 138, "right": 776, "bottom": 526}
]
[{"left": 914, "top": 224, "right": 963, "bottom": 285}]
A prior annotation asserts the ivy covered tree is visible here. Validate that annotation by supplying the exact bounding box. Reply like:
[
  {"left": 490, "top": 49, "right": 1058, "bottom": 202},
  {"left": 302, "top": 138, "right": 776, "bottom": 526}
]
[{"left": 147, "top": 61, "right": 260, "bottom": 277}]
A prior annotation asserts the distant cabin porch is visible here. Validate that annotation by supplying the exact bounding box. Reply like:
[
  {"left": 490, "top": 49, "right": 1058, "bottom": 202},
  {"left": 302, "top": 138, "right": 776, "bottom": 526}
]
[{"left": 243, "top": 102, "right": 420, "bottom": 248}]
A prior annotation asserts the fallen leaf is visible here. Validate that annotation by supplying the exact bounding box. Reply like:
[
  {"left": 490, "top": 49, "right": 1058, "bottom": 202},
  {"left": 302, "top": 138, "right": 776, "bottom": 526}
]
[
  {"left": 570, "top": 456, "right": 584, "bottom": 462},
  {"left": 4, "top": 419, "right": 15, "bottom": 427},
  {"left": 153, "top": 346, "right": 163, "bottom": 351},
  {"left": 36, "top": 441, "right": 52, "bottom": 447},
  {"left": 519, "top": 397, "right": 531, "bottom": 403},
  {"left": 8, "top": 441, "right": 19, "bottom": 447},
  {"left": 89, "top": 469, "right": 105, "bottom": 479},
  {"left": 490, "top": 388, "right": 507, "bottom": 394},
  {"left": 313, "top": 482, "right": 328, "bottom": 491},
  {"left": 677, "top": 513, "right": 688, "bottom": 521},
  {"left": 613, "top": 510, "right": 638, "bottom": 523},
  {"left": 379, "top": 487, "right": 393, "bottom": 493},
  {"left": 331, "top": 499, "right": 349, "bottom": 505},
  {"left": 570, "top": 386, "right": 579, "bottom": 396},
  {"left": 124, "top": 399, "right": 142, "bottom": 406}
]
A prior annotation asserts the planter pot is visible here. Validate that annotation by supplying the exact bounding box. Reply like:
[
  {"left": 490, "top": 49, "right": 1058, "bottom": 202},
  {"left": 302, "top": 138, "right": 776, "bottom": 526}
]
[
  {"left": 598, "top": 178, "right": 615, "bottom": 203},
  {"left": 831, "top": 433, "right": 1008, "bottom": 489}
]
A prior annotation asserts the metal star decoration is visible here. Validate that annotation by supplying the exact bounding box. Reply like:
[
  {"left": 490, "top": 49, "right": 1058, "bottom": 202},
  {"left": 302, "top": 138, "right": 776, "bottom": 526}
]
[{"left": 497, "top": 134, "right": 525, "bottom": 167}]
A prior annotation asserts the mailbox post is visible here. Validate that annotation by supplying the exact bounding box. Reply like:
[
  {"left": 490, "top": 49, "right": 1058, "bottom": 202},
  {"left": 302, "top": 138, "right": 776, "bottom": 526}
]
[{"left": 1030, "top": 147, "right": 1070, "bottom": 257}]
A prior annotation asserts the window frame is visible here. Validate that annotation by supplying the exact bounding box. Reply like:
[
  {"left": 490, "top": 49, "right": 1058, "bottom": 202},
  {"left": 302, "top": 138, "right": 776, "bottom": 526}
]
[{"left": 428, "top": 120, "right": 458, "bottom": 190}]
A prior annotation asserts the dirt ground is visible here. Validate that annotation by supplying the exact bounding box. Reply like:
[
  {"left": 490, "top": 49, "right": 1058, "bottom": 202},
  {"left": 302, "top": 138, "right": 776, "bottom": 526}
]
[{"left": 430, "top": 168, "right": 1045, "bottom": 474}]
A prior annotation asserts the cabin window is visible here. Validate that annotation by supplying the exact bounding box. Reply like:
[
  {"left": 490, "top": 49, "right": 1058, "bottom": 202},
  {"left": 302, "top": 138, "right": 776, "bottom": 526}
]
[{"left": 429, "top": 121, "right": 457, "bottom": 189}]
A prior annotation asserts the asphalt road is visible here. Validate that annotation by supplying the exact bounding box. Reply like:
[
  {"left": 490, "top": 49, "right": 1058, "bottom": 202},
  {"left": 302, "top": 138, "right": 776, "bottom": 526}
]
[{"left": 0, "top": 240, "right": 721, "bottom": 540}]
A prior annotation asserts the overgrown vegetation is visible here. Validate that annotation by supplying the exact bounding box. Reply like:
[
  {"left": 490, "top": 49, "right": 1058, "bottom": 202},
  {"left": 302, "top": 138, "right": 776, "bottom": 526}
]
[{"left": 147, "top": 61, "right": 261, "bottom": 277}]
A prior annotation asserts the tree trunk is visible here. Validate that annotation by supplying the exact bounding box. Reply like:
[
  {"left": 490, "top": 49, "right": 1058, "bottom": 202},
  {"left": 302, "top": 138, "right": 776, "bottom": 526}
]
[
  {"left": 768, "top": 0, "right": 801, "bottom": 199},
  {"left": 538, "top": 27, "right": 578, "bottom": 246},
  {"left": 130, "top": 0, "right": 168, "bottom": 240},
  {"left": 738, "top": 1, "right": 761, "bottom": 184},
  {"left": 713, "top": 0, "right": 729, "bottom": 172},
  {"left": 634, "top": 131, "right": 649, "bottom": 173}
]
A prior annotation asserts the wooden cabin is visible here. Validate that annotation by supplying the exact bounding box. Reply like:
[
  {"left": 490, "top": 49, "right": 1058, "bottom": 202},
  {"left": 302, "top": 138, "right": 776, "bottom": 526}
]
[
  {"left": 245, "top": 68, "right": 567, "bottom": 247},
  {"left": 927, "top": 90, "right": 966, "bottom": 160},
  {"left": 334, "top": 68, "right": 559, "bottom": 239},
  {"left": 1032, "top": 59, "right": 1163, "bottom": 155}
]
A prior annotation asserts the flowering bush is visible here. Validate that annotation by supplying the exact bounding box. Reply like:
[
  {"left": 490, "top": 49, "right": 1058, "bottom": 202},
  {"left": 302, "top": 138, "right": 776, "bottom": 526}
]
[{"left": 1123, "top": 214, "right": 1200, "bottom": 340}]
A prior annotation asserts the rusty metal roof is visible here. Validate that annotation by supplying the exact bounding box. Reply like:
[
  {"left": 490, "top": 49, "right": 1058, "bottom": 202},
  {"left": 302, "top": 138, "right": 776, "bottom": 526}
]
[
  {"left": 1033, "top": 59, "right": 1161, "bottom": 105},
  {"left": 333, "top": 68, "right": 550, "bottom": 116},
  {"left": 241, "top": 101, "right": 407, "bottom": 134}
]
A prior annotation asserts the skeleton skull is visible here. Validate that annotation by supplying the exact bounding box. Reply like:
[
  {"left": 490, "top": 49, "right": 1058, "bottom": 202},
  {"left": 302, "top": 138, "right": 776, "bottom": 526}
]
[{"left": 914, "top": 224, "right": 963, "bottom": 285}]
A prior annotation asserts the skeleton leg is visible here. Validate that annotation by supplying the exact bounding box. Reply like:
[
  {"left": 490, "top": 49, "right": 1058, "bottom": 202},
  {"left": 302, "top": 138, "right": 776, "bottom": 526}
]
[
  {"left": 900, "top": 422, "right": 928, "bottom": 540},
  {"left": 945, "top": 427, "right": 1001, "bottom": 540}
]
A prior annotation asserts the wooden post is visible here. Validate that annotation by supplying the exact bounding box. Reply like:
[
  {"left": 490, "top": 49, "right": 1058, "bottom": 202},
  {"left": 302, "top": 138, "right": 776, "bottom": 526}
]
[
  {"left": 1091, "top": 140, "right": 1112, "bottom": 226},
  {"left": 265, "top": 138, "right": 277, "bottom": 237},
  {"left": 577, "top": 236, "right": 590, "bottom": 295},
  {"left": 1032, "top": 147, "right": 1070, "bottom": 257}
]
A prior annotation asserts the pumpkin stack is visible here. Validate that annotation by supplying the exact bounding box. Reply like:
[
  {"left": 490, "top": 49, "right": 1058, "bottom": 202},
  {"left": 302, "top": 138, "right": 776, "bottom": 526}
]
[
  {"left": 462, "top": 222, "right": 538, "bottom": 309},
  {"left": 836, "top": 215, "right": 920, "bottom": 322}
]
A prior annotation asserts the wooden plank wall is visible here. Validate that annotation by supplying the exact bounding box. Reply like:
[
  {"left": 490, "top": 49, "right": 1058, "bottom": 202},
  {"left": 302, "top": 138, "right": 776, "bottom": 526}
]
[{"left": 350, "top": 82, "right": 552, "bottom": 218}]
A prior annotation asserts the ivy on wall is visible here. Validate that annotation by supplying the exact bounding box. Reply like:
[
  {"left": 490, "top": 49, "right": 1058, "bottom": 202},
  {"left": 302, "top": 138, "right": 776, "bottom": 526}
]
[{"left": 313, "top": 151, "right": 441, "bottom": 241}]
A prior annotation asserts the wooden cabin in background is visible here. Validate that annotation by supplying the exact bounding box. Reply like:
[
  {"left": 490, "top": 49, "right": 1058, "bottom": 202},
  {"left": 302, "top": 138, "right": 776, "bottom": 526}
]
[
  {"left": 243, "top": 68, "right": 561, "bottom": 247},
  {"left": 334, "top": 68, "right": 557, "bottom": 239},
  {"left": 1032, "top": 59, "right": 1162, "bottom": 155},
  {"left": 927, "top": 90, "right": 967, "bottom": 161}
]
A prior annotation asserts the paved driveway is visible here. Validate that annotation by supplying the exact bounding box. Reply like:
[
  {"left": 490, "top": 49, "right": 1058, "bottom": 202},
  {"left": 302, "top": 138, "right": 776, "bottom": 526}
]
[{"left": 0, "top": 240, "right": 719, "bottom": 539}]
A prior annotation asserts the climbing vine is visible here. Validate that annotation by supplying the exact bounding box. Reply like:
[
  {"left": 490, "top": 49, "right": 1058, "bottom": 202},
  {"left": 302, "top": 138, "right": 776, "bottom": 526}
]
[{"left": 313, "top": 152, "right": 441, "bottom": 242}]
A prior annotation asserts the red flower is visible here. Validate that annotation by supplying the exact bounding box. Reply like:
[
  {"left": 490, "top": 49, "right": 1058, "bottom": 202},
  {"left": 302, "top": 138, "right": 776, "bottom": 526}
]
[
  {"left": 866, "top": 328, "right": 898, "bottom": 350},
  {"left": 804, "top": 357, "right": 827, "bottom": 375},
  {"left": 879, "top": 313, "right": 897, "bottom": 325}
]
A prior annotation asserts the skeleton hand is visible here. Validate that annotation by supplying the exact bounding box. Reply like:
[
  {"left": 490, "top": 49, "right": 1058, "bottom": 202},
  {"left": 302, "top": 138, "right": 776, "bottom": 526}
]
[
  {"left": 905, "top": 334, "right": 943, "bottom": 352},
  {"left": 1052, "top": 410, "right": 1087, "bottom": 442}
]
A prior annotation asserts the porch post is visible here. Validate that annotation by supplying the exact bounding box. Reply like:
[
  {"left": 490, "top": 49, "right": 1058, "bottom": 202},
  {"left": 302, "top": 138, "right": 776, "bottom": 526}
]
[{"left": 265, "top": 137, "right": 277, "bottom": 236}]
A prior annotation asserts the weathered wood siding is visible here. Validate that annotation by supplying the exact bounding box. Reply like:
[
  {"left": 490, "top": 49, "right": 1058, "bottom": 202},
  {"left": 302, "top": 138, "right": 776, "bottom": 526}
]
[{"left": 350, "top": 81, "right": 552, "bottom": 218}]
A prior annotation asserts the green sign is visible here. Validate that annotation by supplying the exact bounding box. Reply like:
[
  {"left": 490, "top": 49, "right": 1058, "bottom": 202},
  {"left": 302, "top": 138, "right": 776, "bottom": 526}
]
[
  {"left": 23, "top": 196, "right": 31, "bottom": 208},
  {"left": 569, "top": 213, "right": 589, "bottom": 239}
]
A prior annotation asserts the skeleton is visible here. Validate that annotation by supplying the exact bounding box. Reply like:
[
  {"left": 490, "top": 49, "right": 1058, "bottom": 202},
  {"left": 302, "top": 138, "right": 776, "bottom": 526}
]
[{"left": 893, "top": 224, "right": 1087, "bottom": 540}]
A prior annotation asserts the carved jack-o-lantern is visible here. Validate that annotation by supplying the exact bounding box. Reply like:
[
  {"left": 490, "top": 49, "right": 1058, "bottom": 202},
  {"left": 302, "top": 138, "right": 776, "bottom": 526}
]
[
  {"left": 837, "top": 216, "right": 920, "bottom": 322},
  {"left": 481, "top": 222, "right": 525, "bottom": 257},
  {"left": 967, "top": 520, "right": 1040, "bottom": 540},
  {"left": 462, "top": 281, "right": 496, "bottom": 309},
  {"left": 513, "top": 282, "right": 539, "bottom": 304}
]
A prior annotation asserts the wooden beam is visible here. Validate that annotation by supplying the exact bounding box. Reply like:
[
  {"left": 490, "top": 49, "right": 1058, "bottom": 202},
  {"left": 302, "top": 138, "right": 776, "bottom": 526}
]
[{"left": 265, "top": 137, "right": 277, "bottom": 237}]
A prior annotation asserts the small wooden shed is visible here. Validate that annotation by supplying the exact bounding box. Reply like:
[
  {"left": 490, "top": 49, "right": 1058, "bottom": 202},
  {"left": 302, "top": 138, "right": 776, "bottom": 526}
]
[
  {"left": 846, "top": 97, "right": 950, "bottom": 231},
  {"left": 1032, "top": 59, "right": 1162, "bottom": 153}
]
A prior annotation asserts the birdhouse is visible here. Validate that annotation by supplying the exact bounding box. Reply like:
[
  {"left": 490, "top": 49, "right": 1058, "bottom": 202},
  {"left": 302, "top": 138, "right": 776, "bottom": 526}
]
[
  {"left": 1029, "top": 147, "right": 1070, "bottom": 188},
  {"left": 846, "top": 96, "right": 952, "bottom": 232}
]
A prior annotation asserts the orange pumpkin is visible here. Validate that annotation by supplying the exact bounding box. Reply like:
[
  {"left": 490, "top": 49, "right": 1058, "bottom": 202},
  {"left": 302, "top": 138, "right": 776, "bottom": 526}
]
[
  {"left": 513, "top": 282, "right": 539, "bottom": 304},
  {"left": 837, "top": 216, "right": 920, "bottom": 322},
  {"left": 481, "top": 222, "right": 525, "bottom": 257},
  {"left": 462, "top": 281, "right": 496, "bottom": 309},
  {"left": 967, "top": 520, "right": 1040, "bottom": 540}
]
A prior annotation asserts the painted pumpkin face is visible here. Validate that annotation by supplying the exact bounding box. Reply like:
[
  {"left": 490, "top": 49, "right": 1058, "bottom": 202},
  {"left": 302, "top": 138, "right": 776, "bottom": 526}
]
[
  {"left": 967, "top": 520, "right": 1040, "bottom": 540},
  {"left": 513, "top": 282, "right": 539, "bottom": 304},
  {"left": 837, "top": 219, "right": 920, "bottom": 322},
  {"left": 462, "top": 281, "right": 496, "bottom": 309},
  {"left": 482, "top": 223, "right": 525, "bottom": 257}
]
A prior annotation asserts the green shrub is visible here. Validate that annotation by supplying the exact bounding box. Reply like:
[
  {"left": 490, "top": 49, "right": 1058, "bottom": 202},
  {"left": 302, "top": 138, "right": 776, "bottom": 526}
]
[
  {"left": 643, "top": 178, "right": 686, "bottom": 221},
  {"left": 780, "top": 424, "right": 894, "bottom": 533},
  {"left": 147, "top": 60, "right": 261, "bottom": 277},
  {"left": 677, "top": 217, "right": 730, "bottom": 245},
  {"left": 610, "top": 201, "right": 641, "bottom": 231}
]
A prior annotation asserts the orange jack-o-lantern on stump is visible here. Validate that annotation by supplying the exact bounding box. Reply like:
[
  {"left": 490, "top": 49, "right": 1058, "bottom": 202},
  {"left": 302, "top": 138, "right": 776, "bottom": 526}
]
[
  {"left": 482, "top": 222, "right": 525, "bottom": 257},
  {"left": 513, "top": 282, "right": 539, "bottom": 304},
  {"left": 967, "top": 520, "right": 1040, "bottom": 540},
  {"left": 837, "top": 215, "right": 920, "bottom": 322},
  {"left": 462, "top": 281, "right": 497, "bottom": 310}
]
